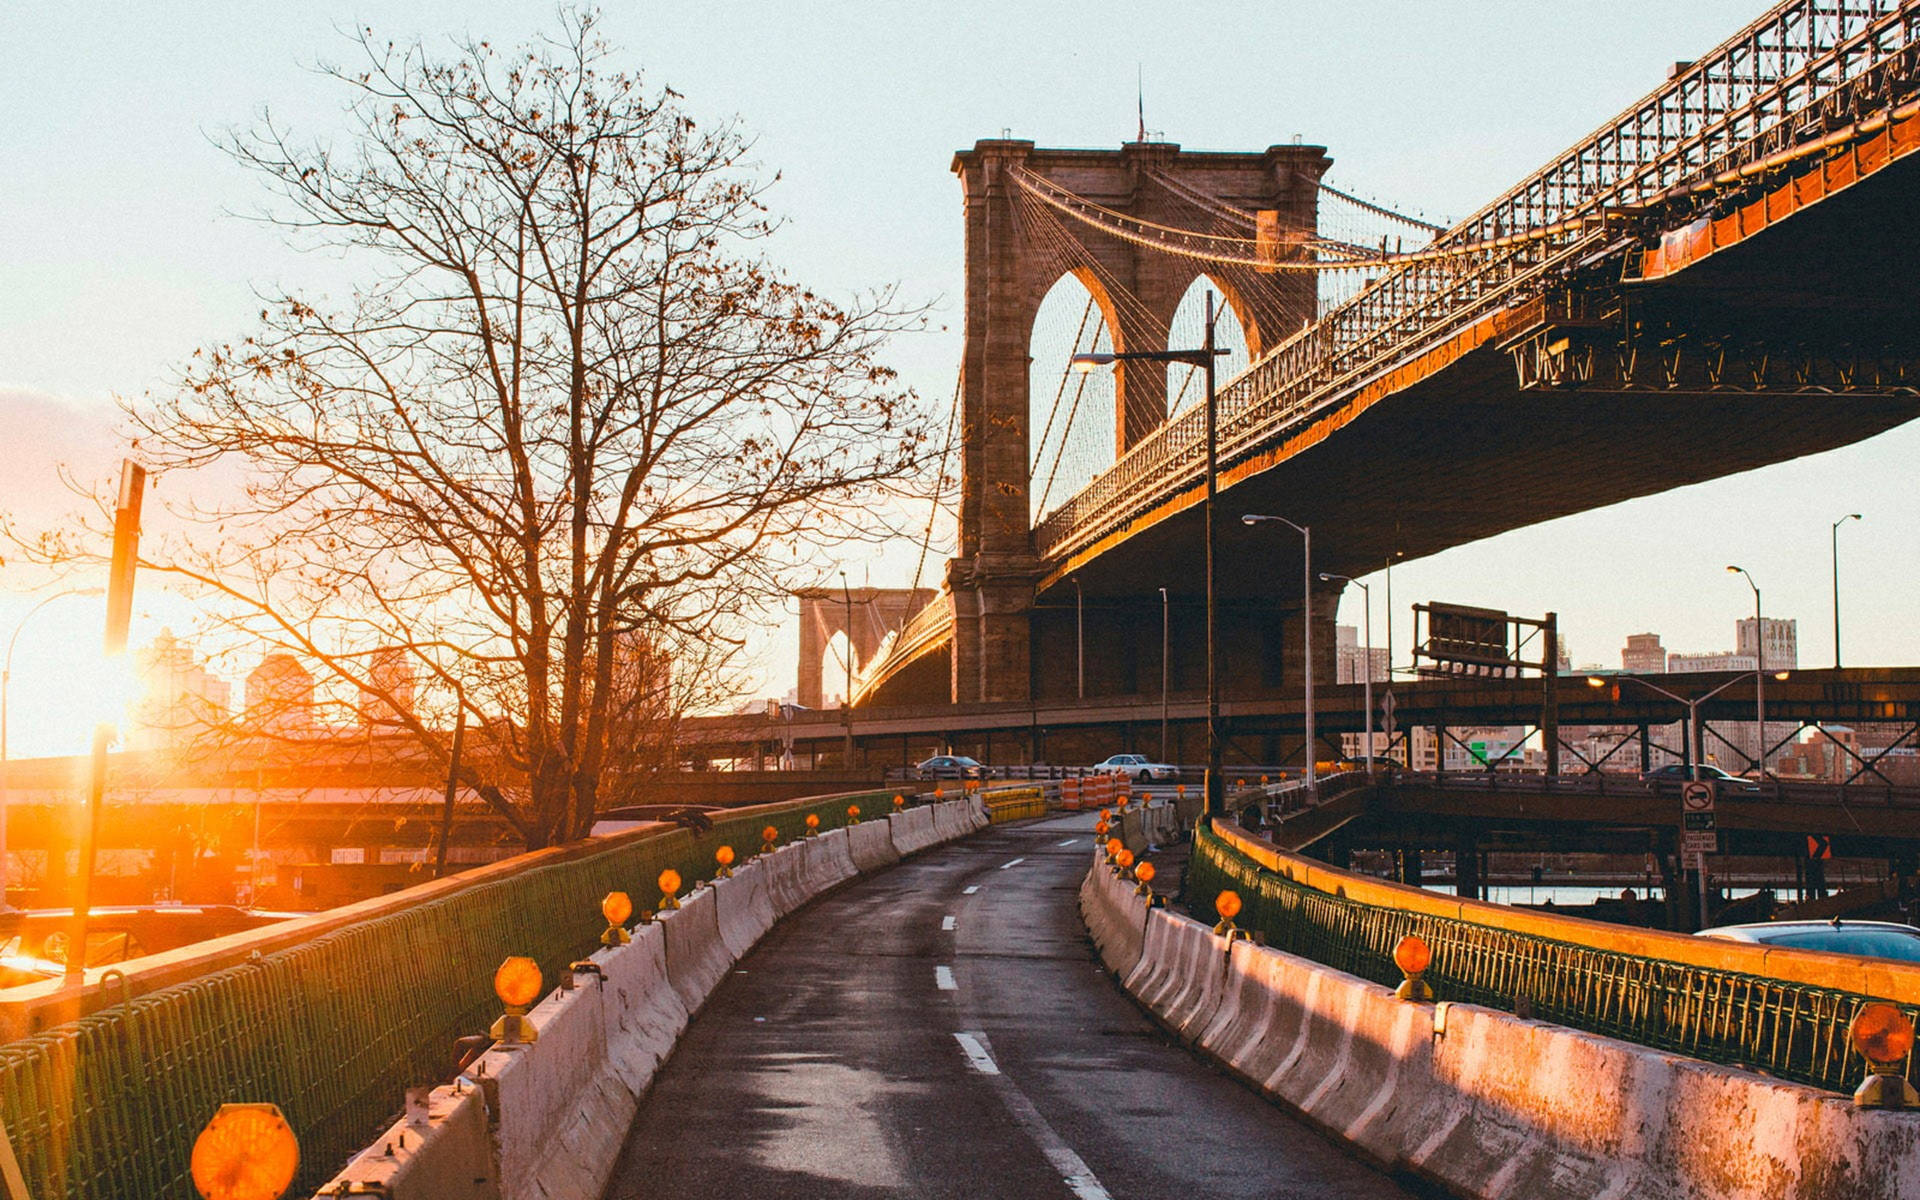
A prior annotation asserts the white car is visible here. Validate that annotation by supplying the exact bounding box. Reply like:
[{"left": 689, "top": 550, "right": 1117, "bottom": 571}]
[{"left": 1091, "top": 753, "right": 1178, "bottom": 783}]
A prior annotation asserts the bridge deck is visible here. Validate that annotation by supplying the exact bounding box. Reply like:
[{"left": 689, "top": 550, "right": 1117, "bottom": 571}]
[{"left": 605, "top": 812, "right": 1415, "bottom": 1199}]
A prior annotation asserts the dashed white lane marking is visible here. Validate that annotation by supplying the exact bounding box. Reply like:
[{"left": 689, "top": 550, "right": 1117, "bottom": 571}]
[
  {"left": 952, "top": 1029, "right": 1112, "bottom": 1200},
  {"left": 963, "top": 885, "right": 980, "bottom": 894},
  {"left": 999, "top": 857, "right": 1026, "bottom": 870},
  {"left": 1057, "top": 838, "right": 1080, "bottom": 847},
  {"left": 942, "top": 915, "right": 957, "bottom": 931},
  {"left": 953, "top": 1031, "right": 999, "bottom": 1074},
  {"left": 935, "top": 965, "right": 957, "bottom": 991}
]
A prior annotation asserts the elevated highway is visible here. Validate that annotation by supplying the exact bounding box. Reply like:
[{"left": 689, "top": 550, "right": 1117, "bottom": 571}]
[{"left": 685, "top": 664, "right": 1920, "bottom": 771}]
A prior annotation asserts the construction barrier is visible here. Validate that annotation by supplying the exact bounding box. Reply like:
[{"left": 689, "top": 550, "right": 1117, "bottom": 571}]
[
  {"left": 846, "top": 817, "right": 902, "bottom": 872},
  {"left": 1080, "top": 850, "right": 1920, "bottom": 1200},
  {"left": 1188, "top": 819, "right": 1920, "bottom": 1096},
  {"left": 660, "top": 884, "right": 730, "bottom": 1014},
  {"left": 317, "top": 789, "right": 987, "bottom": 1200},
  {"left": 981, "top": 785, "right": 1045, "bottom": 823},
  {"left": 712, "top": 866, "right": 776, "bottom": 960},
  {"left": 0, "top": 784, "right": 915, "bottom": 1200},
  {"left": 887, "top": 804, "right": 939, "bottom": 855}
]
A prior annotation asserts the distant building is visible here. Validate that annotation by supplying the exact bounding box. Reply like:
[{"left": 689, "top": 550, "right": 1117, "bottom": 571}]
[
  {"left": 130, "top": 631, "right": 231, "bottom": 748},
  {"left": 1621, "top": 632, "right": 1666, "bottom": 673},
  {"left": 1737, "top": 616, "right": 1798, "bottom": 672},
  {"left": 1335, "top": 624, "right": 1388, "bottom": 684},
  {"left": 246, "top": 653, "right": 315, "bottom": 733},
  {"left": 1667, "top": 650, "right": 1756, "bottom": 673},
  {"left": 1405, "top": 725, "right": 1542, "bottom": 772},
  {"left": 356, "top": 646, "right": 417, "bottom": 730}
]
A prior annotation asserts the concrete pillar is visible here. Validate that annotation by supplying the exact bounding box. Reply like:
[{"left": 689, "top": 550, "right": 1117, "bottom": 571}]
[{"left": 1455, "top": 831, "right": 1481, "bottom": 901}]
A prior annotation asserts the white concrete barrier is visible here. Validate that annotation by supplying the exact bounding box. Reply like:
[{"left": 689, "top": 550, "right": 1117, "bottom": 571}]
[
  {"left": 1080, "top": 860, "right": 1920, "bottom": 1200},
  {"left": 888, "top": 805, "right": 938, "bottom": 855},
  {"left": 761, "top": 840, "right": 812, "bottom": 919},
  {"left": 315, "top": 794, "right": 1006, "bottom": 1200},
  {"left": 931, "top": 799, "right": 974, "bottom": 842},
  {"left": 660, "top": 883, "right": 735, "bottom": 1015},
  {"left": 846, "top": 819, "right": 901, "bottom": 872},
  {"left": 800, "top": 827, "right": 860, "bottom": 897},
  {"left": 315, "top": 1082, "right": 500, "bottom": 1198},
  {"left": 1078, "top": 854, "right": 1149, "bottom": 979},
  {"left": 711, "top": 862, "right": 776, "bottom": 961}
]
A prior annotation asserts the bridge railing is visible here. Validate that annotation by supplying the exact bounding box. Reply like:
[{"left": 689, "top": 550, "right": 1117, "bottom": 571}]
[
  {"left": 1036, "top": 0, "right": 1920, "bottom": 559},
  {"left": 0, "top": 787, "right": 924, "bottom": 1200},
  {"left": 1186, "top": 819, "right": 1920, "bottom": 1096},
  {"left": 1393, "top": 767, "right": 1920, "bottom": 811}
]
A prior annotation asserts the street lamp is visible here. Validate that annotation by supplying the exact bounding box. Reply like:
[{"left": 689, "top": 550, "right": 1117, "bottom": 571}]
[
  {"left": 1319, "top": 572, "right": 1373, "bottom": 777},
  {"left": 2, "top": 587, "right": 106, "bottom": 910},
  {"left": 1073, "top": 292, "right": 1227, "bottom": 815},
  {"left": 1242, "top": 514, "right": 1315, "bottom": 795},
  {"left": 1383, "top": 549, "right": 1404, "bottom": 681},
  {"left": 1588, "top": 670, "right": 1784, "bottom": 777},
  {"left": 1726, "top": 565, "right": 1766, "bottom": 775},
  {"left": 1157, "top": 586, "right": 1170, "bottom": 763},
  {"left": 1832, "top": 513, "right": 1862, "bottom": 669},
  {"left": 1590, "top": 668, "right": 1787, "bottom": 928}
]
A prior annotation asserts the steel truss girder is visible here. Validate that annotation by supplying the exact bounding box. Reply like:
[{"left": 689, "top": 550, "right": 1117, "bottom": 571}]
[{"left": 1507, "top": 312, "right": 1920, "bottom": 394}]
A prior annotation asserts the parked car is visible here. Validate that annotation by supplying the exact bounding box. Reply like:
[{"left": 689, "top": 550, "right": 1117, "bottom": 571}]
[
  {"left": 0, "top": 905, "right": 304, "bottom": 970},
  {"left": 0, "top": 952, "right": 63, "bottom": 989},
  {"left": 1696, "top": 919, "right": 1920, "bottom": 963},
  {"left": 914, "top": 755, "right": 986, "bottom": 780},
  {"left": 1642, "top": 763, "right": 1758, "bottom": 792},
  {"left": 1091, "top": 753, "right": 1178, "bottom": 783}
]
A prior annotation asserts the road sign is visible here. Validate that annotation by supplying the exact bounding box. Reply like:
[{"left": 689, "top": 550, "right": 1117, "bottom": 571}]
[
  {"left": 1681, "top": 780, "right": 1717, "bottom": 859},
  {"left": 1807, "top": 834, "right": 1833, "bottom": 860},
  {"left": 1681, "top": 781, "right": 1716, "bottom": 812},
  {"left": 1380, "top": 691, "right": 1397, "bottom": 739}
]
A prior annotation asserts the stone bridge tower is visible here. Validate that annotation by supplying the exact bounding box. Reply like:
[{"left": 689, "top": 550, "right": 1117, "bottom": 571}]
[
  {"left": 947, "top": 139, "right": 1331, "bottom": 704},
  {"left": 796, "top": 587, "right": 938, "bottom": 709}
]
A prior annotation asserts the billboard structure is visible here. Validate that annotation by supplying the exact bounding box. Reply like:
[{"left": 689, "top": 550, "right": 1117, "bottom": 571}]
[{"left": 1409, "top": 602, "right": 1561, "bottom": 775}]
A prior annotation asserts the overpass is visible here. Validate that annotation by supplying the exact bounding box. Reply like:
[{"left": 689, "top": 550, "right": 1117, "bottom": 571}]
[
  {"left": 685, "top": 663, "right": 1920, "bottom": 773},
  {"left": 851, "top": 0, "right": 1920, "bottom": 721}
]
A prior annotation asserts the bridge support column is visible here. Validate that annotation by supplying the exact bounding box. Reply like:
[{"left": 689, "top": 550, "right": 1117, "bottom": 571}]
[
  {"left": 948, "top": 559, "right": 1039, "bottom": 705},
  {"left": 1455, "top": 832, "right": 1481, "bottom": 901}
]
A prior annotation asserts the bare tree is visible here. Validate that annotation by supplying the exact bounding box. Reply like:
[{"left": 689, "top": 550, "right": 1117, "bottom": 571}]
[{"left": 92, "top": 13, "right": 928, "bottom": 846}]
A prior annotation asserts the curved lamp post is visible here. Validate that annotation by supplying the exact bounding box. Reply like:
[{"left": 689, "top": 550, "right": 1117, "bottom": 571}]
[
  {"left": 1726, "top": 565, "right": 1766, "bottom": 775},
  {"left": 1242, "top": 514, "right": 1314, "bottom": 795},
  {"left": 1073, "top": 293, "right": 1227, "bottom": 815},
  {"left": 1319, "top": 572, "right": 1372, "bottom": 777},
  {"left": 1832, "top": 513, "right": 1861, "bottom": 669}
]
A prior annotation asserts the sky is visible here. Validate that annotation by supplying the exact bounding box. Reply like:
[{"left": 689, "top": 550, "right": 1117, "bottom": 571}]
[{"left": 3, "top": 1, "right": 1916, "bottom": 756}]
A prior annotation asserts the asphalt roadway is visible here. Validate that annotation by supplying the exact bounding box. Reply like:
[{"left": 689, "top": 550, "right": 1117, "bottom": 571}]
[{"left": 604, "top": 811, "right": 1425, "bottom": 1200}]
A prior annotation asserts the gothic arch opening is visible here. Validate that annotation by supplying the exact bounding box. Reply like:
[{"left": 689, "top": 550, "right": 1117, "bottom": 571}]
[
  {"left": 820, "top": 630, "right": 854, "bottom": 707},
  {"left": 1165, "top": 275, "right": 1253, "bottom": 417},
  {"left": 1027, "top": 271, "right": 1121, "bottom": 524}
]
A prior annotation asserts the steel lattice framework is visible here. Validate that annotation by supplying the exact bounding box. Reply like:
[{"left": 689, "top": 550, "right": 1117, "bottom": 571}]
[{"left": 1033, "top": 0, "right": 1920, "bottom": 563}]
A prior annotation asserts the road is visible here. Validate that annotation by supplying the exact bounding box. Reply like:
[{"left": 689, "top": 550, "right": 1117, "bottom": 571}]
[{"left": 604, "top": 811, "right": 1424, "bottom": 1200}]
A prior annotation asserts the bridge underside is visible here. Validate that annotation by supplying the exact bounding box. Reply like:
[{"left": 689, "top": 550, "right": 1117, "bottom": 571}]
[
  {"left": 1049, "top": 150, "right": 1920, "bottom": 598},
  {"left": 862, "top": 146, "right": 1920, "bottom": 709}
]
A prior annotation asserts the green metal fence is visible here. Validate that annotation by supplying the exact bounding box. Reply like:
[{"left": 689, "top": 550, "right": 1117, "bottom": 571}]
[
  {"left": 0, "top": 789, "right": 905, "bottom": 1200},
  {"left": 1185, "top": 821, "right": 1917, "bottom": 1097}
]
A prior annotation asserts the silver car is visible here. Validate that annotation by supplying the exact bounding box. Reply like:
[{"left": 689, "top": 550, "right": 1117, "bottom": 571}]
[
  {"left": 1696, "top": 919, "right": 1920, "bottom": 963},
  {"left": 1092, "top": 753, "right": 1178, "bottom": 783}
]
